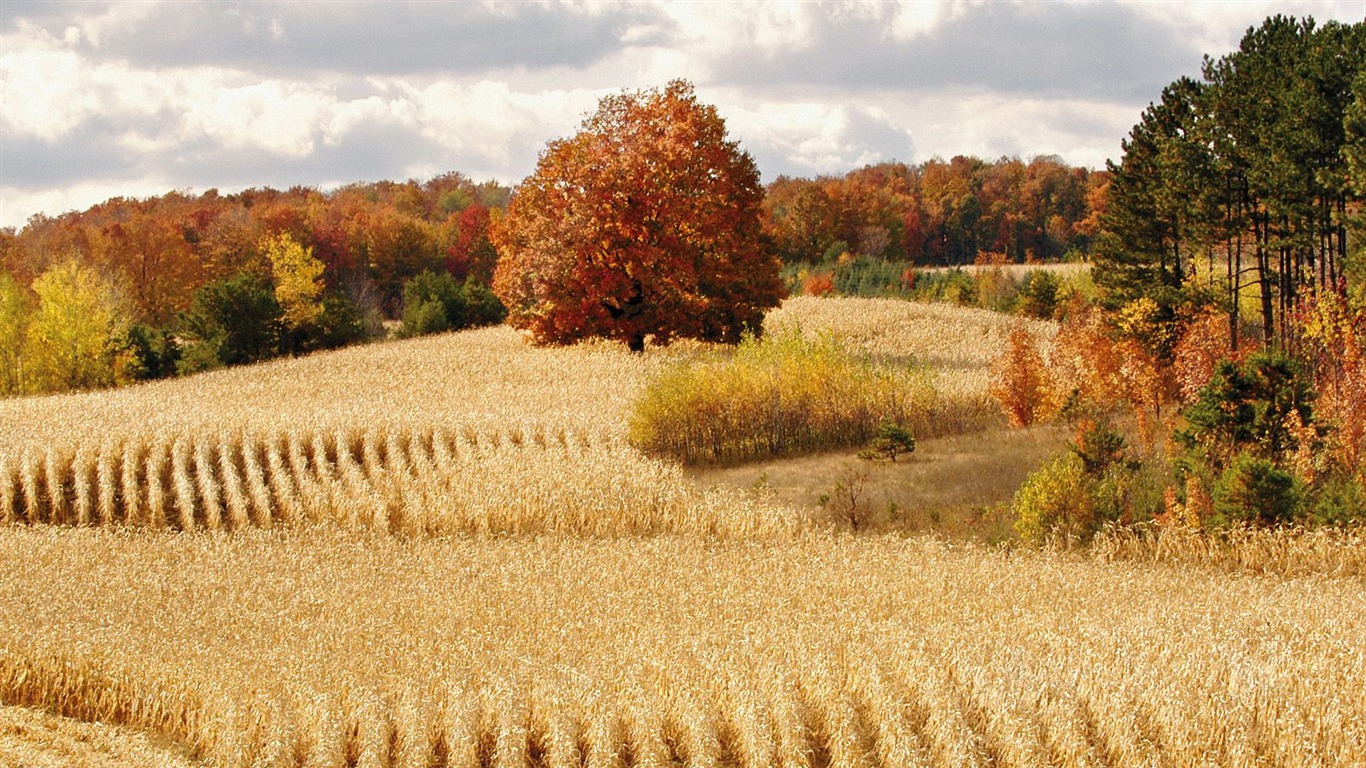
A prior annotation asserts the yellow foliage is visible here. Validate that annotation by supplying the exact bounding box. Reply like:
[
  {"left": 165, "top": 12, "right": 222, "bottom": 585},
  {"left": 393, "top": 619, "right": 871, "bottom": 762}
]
[
  {"left": 24, "top": 261, "right": 132, "bottom": 394},
  {"left": 260, "top": 232, "right": 324, "bottom": 327}
]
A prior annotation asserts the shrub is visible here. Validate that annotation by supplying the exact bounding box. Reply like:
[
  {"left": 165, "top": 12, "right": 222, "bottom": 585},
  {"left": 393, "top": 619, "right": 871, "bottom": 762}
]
[
  {"left": 629, "top": 331, "right": 930, "bottom": 464},
  {"left": 1012, "top": 453, "right": 1096, "bottom": 546},
  {"left": 308, "top": 293, "right": 372, "bottom": 350},
  {"left": 1015, "top": 270, "right": 1061, "bottom": 319},
  {"left": 912, "top": 269, "right": 977, "bottom": 305},
  {"left": 1177, "top": 351, "right": 1317, "bottom": 472},
  {"left": 124, "top": 324, "right": 180, "bottom": 381},
  {"left": 400, "top": 271, "right": 505, "bottom": 338},
  {"left": 858, "top": 421, "right": 916, "bottom": 462},
  {"left": 1307, "top": 475, "right": 1366, "bottom": 526},
  {"left": 1212, "top": 452, "right": 1304, "bottom": 528}
]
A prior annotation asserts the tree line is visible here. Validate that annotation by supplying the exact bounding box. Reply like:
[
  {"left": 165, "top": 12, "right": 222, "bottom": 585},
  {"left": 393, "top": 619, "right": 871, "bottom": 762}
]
[
  {"left": 765, "top": 155, "right": 1106, "bottom": 266},
  {"left": 1097, "top": 14, "right": 1366, "bottom": 353},
  {"left": 0, "top": 154, "right": 1103, "bottom": 396},
  {"left": 997, "top": 15, "right": 1366, "bottom": 538},
  {"left": 0, "top": 175, "right": 509, "bottom": 394}
]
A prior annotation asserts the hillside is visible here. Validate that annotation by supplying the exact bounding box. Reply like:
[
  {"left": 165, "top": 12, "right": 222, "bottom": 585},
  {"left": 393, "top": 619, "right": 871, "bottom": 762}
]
[{"left": 3, "top": 297, "right": 1364, "bottom": 766}]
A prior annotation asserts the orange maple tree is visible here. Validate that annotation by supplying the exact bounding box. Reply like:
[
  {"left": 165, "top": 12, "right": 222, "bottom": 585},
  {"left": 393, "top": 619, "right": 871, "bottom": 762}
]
[{"left": 491, "top": 80, "right": 784, "bottom": 351}]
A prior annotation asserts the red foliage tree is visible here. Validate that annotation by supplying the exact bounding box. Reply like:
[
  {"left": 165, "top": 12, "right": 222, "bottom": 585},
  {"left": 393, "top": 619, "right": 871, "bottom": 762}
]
[
  {"left": 492, "top": 80, "right": 784, "bottom": 351},
  {"left": 446, "top": 203, "right": 498, "bottom": 284}
]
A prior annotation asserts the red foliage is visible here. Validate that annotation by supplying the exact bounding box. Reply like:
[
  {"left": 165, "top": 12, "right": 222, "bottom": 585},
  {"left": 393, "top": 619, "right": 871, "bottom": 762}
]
[
  {"left": 492, "top": 80, "right": 784, "bottom": 351},
  {"left": 446, "top": 203, "right": 497, "bottom": 284}
]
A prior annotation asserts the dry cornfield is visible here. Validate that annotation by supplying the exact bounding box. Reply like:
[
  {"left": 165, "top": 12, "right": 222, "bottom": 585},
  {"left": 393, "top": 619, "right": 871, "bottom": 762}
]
[
  {"left": 0, "top": 298, "right": 1010, "bottom": 537},
  {"left": 2, "top": 296, "right": 1363, "bottom": 767},
  {"left": 3, "top": 528, "right": 1364, "bottom": 767}
]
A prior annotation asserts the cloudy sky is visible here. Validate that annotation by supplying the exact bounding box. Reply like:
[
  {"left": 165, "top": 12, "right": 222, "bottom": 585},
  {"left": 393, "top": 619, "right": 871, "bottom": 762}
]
[{"left": 1, "top": 0, "right": 1361, "bottom": 228}]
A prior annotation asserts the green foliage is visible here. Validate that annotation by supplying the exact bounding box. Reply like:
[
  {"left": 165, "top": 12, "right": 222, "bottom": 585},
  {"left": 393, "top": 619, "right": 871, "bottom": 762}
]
[
  {"left": 912, "top": 269, "right": 977, "bottom": 306},
  {"left": 1015, "top": 270, "right": 1061, "bottom": 319},
  {"left": 399, "top": 271, "right": 506, "bottom": 338},
  {"left": 307, "top": 293, "right": 372, "bottom": 351},
  {"left": 1070, "top": 420, "right": 1130, "bottom": 475},
  {"left": 859, "top": 421, "right": 916, "bottom": 462},
  {"left": 1306, "top": 475, "right": 1366, "bottom": 526},
  {"left": 124, "top": 324, "right": 180, "bottom": 381},
  {"left": 177, "top": 273, "right": 283, "bottom": 374},
  {"left": 1212, "top": 452, "right": 1304, "bottom": 527},
  {"left": 1176, "top": 351, "right": 1316, "bottom": 471},
  {"left": 629, "top": 331, "right": 931, "bottom": 464},
  {"left": 1015, "top": 423, "right": 1153, "bottom": 546}
]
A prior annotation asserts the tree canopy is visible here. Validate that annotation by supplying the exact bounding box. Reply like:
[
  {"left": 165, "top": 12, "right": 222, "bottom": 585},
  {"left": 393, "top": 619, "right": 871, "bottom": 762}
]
[
  {"left": 492, "top": 80, "right": 785, "bottom": 352},
  {"left": 1097, "top": 16, "right": 1366, "bottom": 354}
]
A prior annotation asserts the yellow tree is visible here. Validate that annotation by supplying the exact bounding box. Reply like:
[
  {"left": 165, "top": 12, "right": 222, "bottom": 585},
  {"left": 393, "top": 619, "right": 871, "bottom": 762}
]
[
  {"left": 261, "top": 232, "right": 325, "bottom": 328},
  {"left": 0, "top": 272, "right": 31, "bottom": 394},
  {"left": 25, "top": 260, "right": 133, "bottom": 393}
]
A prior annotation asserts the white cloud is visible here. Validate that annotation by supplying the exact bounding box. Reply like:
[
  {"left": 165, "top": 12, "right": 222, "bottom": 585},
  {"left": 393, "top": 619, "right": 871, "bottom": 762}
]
[{"left": 1, "top": 0, "right": 1362, "bottom": 229}]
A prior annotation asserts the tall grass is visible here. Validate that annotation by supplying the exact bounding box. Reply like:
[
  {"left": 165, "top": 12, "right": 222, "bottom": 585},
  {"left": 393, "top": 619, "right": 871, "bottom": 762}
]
[{"left": 629, "top": 331, "right": 933, "bottom": 464}]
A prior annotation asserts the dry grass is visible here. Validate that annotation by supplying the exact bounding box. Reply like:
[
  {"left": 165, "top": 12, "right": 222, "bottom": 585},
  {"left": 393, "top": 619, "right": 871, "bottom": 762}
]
[
  {"left": 689, "top": 423, "right": 1072, "bottom": 539},
  {"left": 1095, "top": 524, "right": 1366, "bottom": 578},
  {"left": 4, "top": 296, "right": 1365, "bottom": 766},
  {"left": 1, "top": 298, "right": 1028, "bottom": 537},
  {"left": 766, "top": 296, "right": 1054, "bottom": 412},
  {"left": 2, "top": 527, "right": 1364, "bottom": 767},
  {"left": 0, "top": 705, "right": 201, "bottom": 768}
]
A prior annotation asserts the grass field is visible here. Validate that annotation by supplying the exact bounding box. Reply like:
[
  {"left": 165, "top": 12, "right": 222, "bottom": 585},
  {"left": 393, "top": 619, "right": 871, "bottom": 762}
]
[{"left": 2, "top": 296, "right": 1363, "bottom": 766}]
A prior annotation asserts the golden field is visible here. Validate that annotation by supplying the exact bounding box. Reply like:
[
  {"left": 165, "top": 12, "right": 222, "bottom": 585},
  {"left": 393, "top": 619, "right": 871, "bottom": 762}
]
[{"left": 1, "top": 296, "right": 1363, "bottom": 767}]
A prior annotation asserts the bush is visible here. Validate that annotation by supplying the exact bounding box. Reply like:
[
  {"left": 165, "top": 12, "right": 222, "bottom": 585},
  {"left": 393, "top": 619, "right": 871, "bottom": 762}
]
[
  {"left": 400, "top": 271, "right": 505, "bottom": 338},
  {"left": 124, "top": 324, "right": 180, "bottom": 381},
  {"left": 1212, "top": 452, "right": 1304, "bottom": 527},
  {"left": 1016, "top": 270, "right": 1061, "bottom": 319},
  {"left": 629, "top": 331, "right": 931, "bottom": 464},
  {"left": 309, "top": 293, "right": 372, "bottom": 350},
  {"left": 912, "top": 269, "right": 977, "bottom": 305},
  {"left": 859, "top": 421, "right": 916, "bottom": 462},
  {"left": 1012, "top": 453, "right": 1097, "bottom": 546},
  {"left": 1307, "top": 475, "right": 1366, "bottom": 526},
  {"left": 1177, "top": 351, "right": 1317, "bottom": 471},
  {"left": 1014, "top": 422, "right": 1155, "bottom": 545}
]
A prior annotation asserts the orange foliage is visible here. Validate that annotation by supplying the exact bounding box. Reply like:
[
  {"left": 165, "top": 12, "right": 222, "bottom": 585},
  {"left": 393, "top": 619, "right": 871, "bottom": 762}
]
[
  {"left": 1296, "top": 291, "right": 1366, "bottom": 478},
  {"left": 492, "top": 80, "right": 784, "bottom": 351},
  {"left": 990, "top": 326, "right": 1054, "bottom": 428},
  {"left": 1049, "top": 302, "right": 1171, "bottom": 445},
  {"left": 1172, "top": 310, "right": 1238, "bottom": 404},
  {"left": 802, "top": 272, "right": 835, "bottom": 297}
]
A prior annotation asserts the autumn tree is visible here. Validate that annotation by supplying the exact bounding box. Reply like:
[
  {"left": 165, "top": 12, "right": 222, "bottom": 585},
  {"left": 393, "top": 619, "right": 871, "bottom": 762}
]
[
  {"left": 261, "top": 232, "right": 325, "bottom": 328},
  {"left": 492, "top": 80, "right": 785, "bottom": 352},
  {"left": 991, "top": 326, "right": 1054, "bottom": 427},
  {"left": 0, "top": 272, "right": 31, "bottom": 394},
  {"left": 25, "top": 261, "right": 134, "bottom": 392}
]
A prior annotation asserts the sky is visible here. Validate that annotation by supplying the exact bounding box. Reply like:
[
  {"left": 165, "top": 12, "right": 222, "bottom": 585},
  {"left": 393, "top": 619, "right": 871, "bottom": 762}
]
[{"left": 1, "top": 0, "right": 1362, "bottom": 229}]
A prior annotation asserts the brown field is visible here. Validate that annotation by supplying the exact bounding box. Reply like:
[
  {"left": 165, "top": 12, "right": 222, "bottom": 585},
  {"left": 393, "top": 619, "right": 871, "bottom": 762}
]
[{"left": 2, "top": 296, "right": 1364, "bottom": 766}]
